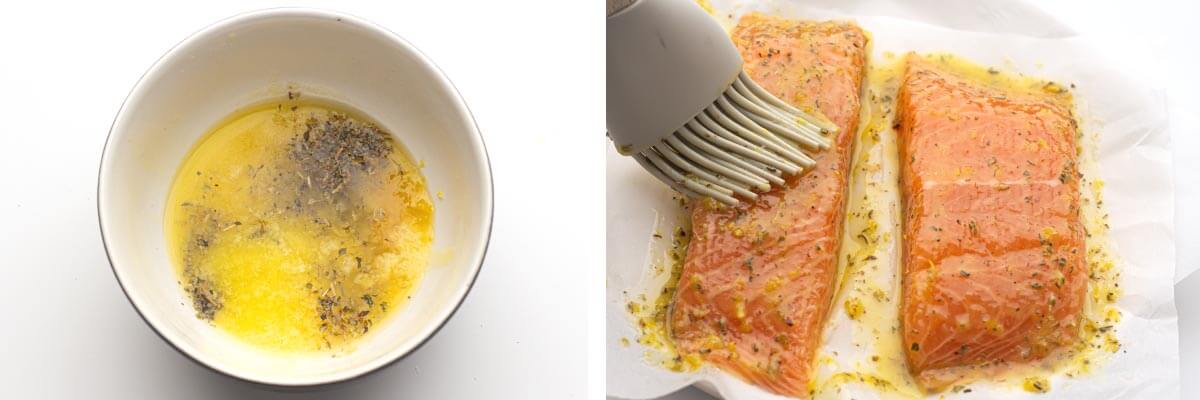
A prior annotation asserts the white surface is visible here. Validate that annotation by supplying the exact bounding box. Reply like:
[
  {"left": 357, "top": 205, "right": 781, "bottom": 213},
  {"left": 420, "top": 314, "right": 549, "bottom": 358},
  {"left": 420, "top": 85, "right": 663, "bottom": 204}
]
[
  {"left": 0, "top": 0, "right": 600, "bottom": 398},
  {"left": 99, "top": 8, "right": 494, "bottom": 386},
  {"left": 1050, "top": 0, "right": 1200, "bottom": 396},
  {"left": 609, "top": 0, "right": 1198, "bottom": 399}
]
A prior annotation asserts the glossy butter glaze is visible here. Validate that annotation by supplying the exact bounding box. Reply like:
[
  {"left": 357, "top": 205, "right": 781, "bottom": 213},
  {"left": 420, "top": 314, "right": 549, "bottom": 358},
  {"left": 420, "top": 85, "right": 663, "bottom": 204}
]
[
  {"left": 896, "top": 55, "right": 1086, "bottom": 390},
  {"left": 670, "top": 14, "right": 867, "bottom": 397}
]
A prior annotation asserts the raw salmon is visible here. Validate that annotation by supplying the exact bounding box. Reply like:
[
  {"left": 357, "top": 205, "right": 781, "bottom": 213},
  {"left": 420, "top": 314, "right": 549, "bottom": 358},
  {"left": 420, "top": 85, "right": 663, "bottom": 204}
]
[
  {"left": 670, "top": 15, "right": 867, "bottom": 397},
  {"left": 896, "top": 55, "right": 1086, "bottom": 390}
]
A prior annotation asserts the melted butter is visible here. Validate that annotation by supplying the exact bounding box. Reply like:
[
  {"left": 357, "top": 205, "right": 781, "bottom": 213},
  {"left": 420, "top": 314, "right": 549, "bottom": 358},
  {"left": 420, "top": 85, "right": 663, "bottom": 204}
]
[
  {"left": 913, "top": 54, "right": 1124, "bottom": 392},
  {"left": 812, "top": 54, "right": 923, "bottom": 400},
  {"left": 1067, "top": 76, "right": 1125, "bottom": 379},
  {"left": 816, "top": 53, "right": 1121, "bottom": 397},
  {"left": 921, "top": 54, "right": 1074, "bottom": 100},
  {"left": 1023, "top": 376, "right": 1051, "bottom": 393},
  {"left": 621, "top": 47, "right": 1122, "bottom": 397},
  {"left": 813, "top": 53, "right": 1123, "bottom": 397},
  {"left": 625, "top": 198, "right": 701, "bottom": 372},
  {"left": 165, "top": 99, "right": 433, "bottom": 354}
]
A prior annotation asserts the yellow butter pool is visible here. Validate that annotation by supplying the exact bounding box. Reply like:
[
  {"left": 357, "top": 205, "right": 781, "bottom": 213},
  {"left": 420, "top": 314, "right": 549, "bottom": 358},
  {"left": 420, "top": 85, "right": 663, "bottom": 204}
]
[{"left": 165, "top": 98, "right": 433, "bottom": 353}]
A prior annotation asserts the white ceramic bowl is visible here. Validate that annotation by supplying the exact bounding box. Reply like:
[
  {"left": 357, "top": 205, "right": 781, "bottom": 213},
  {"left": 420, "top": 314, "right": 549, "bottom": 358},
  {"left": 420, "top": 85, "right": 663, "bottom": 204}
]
[{"left": 97, "top": 8, "right": 492, "bottom": 387}]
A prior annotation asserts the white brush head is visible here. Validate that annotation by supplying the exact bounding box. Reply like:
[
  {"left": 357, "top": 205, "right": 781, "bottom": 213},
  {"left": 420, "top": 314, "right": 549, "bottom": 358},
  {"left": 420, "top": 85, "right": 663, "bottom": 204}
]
[{"left": 607, "top": 0, "right": 837, "bottom": 205}]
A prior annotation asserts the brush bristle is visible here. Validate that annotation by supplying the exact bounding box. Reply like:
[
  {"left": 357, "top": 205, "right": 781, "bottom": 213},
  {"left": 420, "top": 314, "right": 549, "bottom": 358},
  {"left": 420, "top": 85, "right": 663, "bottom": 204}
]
[{"left": 636, "top": 72, "right": 836, "bottom": 205}]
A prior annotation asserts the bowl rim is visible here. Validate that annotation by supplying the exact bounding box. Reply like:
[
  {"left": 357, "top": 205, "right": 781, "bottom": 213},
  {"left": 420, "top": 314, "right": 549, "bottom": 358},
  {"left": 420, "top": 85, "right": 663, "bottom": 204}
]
[{"left": 96, "top": 7, "right": 493, "bottom": 387}]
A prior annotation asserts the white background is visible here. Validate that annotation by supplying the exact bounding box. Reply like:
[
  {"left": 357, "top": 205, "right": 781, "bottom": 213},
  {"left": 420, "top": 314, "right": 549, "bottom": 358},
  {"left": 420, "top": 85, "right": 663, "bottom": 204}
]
[
  {"left": 631, "top": 0, "right": 1200, "bottom": 398},
  {"left": 0, "top": 1, "right": 603, "bottom": 399}
]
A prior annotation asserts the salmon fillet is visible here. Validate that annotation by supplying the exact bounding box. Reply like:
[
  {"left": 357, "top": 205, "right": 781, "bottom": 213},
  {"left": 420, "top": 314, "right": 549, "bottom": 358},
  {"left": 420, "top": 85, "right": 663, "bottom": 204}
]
[
  {"left": 669, "top": 15, "right": 867, "bottom": 397},
  {"left": 896, "top": 55, "right": 1086, "bottom": 390}
]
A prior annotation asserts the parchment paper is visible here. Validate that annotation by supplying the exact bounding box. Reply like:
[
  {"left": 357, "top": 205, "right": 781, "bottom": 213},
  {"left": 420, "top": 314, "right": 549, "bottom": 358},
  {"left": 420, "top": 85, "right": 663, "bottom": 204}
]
[{"left": 607, "top": 1, "right": 1179, "bottom": 398}]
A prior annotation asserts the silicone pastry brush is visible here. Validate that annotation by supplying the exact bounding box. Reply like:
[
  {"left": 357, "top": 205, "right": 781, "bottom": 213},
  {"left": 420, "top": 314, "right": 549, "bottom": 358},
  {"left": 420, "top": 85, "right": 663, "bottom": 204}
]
[{"left": 607, "top": 0, "right": 836, "bottom": 205}]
